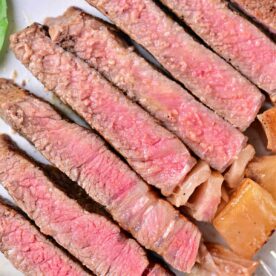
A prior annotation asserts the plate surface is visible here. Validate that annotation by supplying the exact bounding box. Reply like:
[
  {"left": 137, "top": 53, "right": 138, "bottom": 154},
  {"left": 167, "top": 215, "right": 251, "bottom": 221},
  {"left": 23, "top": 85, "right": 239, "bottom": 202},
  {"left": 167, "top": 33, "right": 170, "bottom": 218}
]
[{"left": 0, "top": 1, "right": 275, "bottom": 275}]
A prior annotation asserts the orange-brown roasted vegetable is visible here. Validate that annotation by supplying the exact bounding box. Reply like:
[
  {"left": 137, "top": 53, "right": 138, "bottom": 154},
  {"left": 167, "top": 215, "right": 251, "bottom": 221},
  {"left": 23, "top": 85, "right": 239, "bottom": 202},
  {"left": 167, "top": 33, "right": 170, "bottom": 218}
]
[
  {"left": 258, "top": 108, "right": 276, "bottom": 153},
  {"left": 214, "top": 178, "right": 276, "bottom": 259},
  {"left": 246, "top": 155, "right": 276, "bottom": 200}
]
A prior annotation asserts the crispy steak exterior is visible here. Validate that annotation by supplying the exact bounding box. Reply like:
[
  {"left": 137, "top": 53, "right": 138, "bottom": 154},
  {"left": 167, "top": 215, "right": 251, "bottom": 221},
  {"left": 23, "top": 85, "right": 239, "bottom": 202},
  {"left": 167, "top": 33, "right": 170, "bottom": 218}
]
[
  {"left": 10, "top": 23, "right": 196, "bottom": 197},
  {"left": 86, "top": 0, "right": 264, "bottom": 130},
  {"left": 45, "top": 7, "right": 247, "bottom": 172},
  {"left": 160, "top": 0, "right": 276, "bottom": 101},
  {"left": 231, "top": 0, "right": 276, "bottom": 34},
  {"left": 0, "top": 133, "right": 152, "bottom": 276},
  {"left": 0, "top": 79, "right": 201, "bottom": 273},
  {"left": 0, "top": 200, "right": 88, "bottom": 276}
]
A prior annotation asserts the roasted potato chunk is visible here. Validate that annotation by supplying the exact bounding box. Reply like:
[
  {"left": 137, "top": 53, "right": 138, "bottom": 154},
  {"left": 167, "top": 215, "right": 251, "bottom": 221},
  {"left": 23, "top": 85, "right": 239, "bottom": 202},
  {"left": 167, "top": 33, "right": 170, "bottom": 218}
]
[
  {"left": 213, "top": 178, "right": 276, "bottom": 259},
  {"left": 258, "top": 108, "right": 276, "bottom": 152},
  {"left": 246, "top": 155, "right": 276, "bottom": 200}
]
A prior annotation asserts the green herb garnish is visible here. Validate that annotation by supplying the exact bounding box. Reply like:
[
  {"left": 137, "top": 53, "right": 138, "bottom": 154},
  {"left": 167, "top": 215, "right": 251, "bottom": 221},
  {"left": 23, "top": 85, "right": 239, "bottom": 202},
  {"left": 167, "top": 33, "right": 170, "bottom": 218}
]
[{"left": 0, "top": 0, "right": 8, "bottom": 52}]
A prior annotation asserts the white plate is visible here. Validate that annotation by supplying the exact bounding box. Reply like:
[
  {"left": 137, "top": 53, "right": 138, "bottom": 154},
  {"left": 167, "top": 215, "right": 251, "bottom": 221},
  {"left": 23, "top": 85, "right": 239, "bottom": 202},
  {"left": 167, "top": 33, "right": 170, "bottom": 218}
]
[{"left": 0, "top": 0, "right": 275, "bottom": 275}]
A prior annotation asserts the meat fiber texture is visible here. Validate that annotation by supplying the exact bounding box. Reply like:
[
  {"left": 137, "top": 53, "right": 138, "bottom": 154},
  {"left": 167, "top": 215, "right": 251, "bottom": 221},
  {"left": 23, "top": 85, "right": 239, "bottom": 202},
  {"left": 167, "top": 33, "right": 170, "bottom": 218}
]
[
  {"left": 160, "top": 0, "right": 276, "bottom": 103},
  {"left": 0, "top": 200, "right": 88, "bottom": 276},
  {"left": 86, "top": 0, "right": 264, "bottom": 130},
  {"left": 45, "top": 7, "right": 247, "bottom": 172},
  {"left": 0, "top": 79, "right": 201, "bottom": 273},
  {"left": 10, "top": 24, "right": 197, "bottom": 198},
  {"left": 230, "top": 0, "right": 276, "bottom": 34},
  {"left": 0, "top": 132, "right": 153, "bottom": 276}
]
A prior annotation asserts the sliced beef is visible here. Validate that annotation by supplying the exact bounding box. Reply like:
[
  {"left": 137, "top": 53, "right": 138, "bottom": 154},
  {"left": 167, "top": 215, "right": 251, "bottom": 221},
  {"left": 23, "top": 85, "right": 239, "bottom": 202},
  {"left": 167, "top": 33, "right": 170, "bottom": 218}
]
[
  {"left": 159, "top": 0, "right": 276, "bottom": 103},
  {"left": 0, "top": 79, "right": 201, "bottom": 273},
  {"left": 45, "top": 7, "right": 247, "bottom": 172},
  {"left": 0, "top": 134, "right": 154, "bottom": 276},
  {"left": 86, "top": 0, "right": 264, "bottom": 130},
  {"left": 0, "top": 200, "right": 89, "bottom": 276},
  {"left": 10, "top": 24, "right": 196, "bottom": 197},
  {"left": 230, "top": 0, "right": 276, "bottom": 34}
]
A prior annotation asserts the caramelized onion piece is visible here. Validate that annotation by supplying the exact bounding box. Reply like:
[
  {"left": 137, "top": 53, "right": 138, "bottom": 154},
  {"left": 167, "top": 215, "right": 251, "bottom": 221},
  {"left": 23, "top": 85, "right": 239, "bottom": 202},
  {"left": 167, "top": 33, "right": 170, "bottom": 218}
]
[
  {"left": 258, "top": 108, "right": 276, "bottom": 152},
  {"left": 191, "top": 243, "right": 258, "bottom": 275},
  {"left": 224, "top": 144, "right": 255, "bottom": 188},
  {"left": 168, "top": 161, "right": 211, "bottom": 207},
  {"left": 246, "top": 155, "right": 276, "bottom": 200},
  {"left": 186, "top": 172, "right": 224, "bottom": 222}
]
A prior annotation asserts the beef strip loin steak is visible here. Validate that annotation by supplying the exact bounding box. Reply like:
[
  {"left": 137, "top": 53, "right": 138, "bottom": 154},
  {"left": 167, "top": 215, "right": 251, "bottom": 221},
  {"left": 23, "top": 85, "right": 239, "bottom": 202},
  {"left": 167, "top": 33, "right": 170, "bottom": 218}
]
[
  {"left": 0, "top": 78, "right": 201, "bottom": 273},
  {"left": 230, "top": 0, "right": 276, "bottom": 34},
  {"left": 45, "top": 7, "right": 247, "bottom": 172},
  {"left": 0, "top": 132, "right": 157, "bottom": 276},
  {"left": 86, "top": 0, "right": 264, "bottom": 130},
  {"left": 160, "top": 0, "right": 276, "bottom": 102},
  {"left": 10, "top": 22, "right": 197, "bottom": 197},
  {"left": 0, "top": 199, "right": 89, "bottom": 276}
]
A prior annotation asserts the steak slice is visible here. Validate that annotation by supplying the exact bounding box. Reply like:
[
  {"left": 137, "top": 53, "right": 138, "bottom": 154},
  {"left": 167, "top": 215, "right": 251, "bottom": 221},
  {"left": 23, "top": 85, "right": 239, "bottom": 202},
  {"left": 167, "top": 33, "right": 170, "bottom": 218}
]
[
  {"left": 159, "top": 0, "right": 276, "bottom": 103},
  {"left": 231, "top": 0, "right": 276, "bottom": 34},
  {"left": 0, "top": 134, "right": 153, "bottom": 275},
  {"left": 0, "top": 200, "right": 88, "bottom": 276},
  {"left": 9, "top": 24, "right": 196, "bottom": 197},
  {"left": 0, "top": 79, "right": 201, "bottom": 273},
  {"left": 45, "top": 7, "right": 247, "bottom": 172},
  {"left": 85, "top": 0, "right": 264, "bottom": 130}
]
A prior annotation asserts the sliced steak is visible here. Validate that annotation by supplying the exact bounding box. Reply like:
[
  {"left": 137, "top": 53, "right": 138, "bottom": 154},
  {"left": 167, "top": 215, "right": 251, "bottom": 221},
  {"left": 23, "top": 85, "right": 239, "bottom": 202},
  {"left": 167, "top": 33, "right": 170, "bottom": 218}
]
[
  {"left": 0, "top": 200, "right": 88, "bottom": 276},
  {"left": 231, "top": 0, "right": 276, "bottom": 34},
  {"left": 159, "top": 0, "right": 276, "bottom": 102},
  {"left": 10, "top": 24, "right": 196, "bottom": 197},
  {"left": 45, "top": 7, "right": 247, "bottom": 172},
  {"left": 86, "top": 0, "right": 264, "bottom": 130},
  {"left": 0, "top": 79, "right": 201, "bottom": 273},
  {"left": 0, "top": 134, "right": 156, "bottom": 276}
]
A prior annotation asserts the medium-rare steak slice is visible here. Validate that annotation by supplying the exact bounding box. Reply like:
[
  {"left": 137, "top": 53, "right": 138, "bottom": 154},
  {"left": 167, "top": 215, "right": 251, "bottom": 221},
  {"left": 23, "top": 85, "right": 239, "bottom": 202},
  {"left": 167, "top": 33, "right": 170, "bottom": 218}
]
[
  {"left": 85, "top": 0, "right": 264, "bottom": 130},
  {"left": 0, "top": 200, "right": 88, "bottom": 276},
  {"left": 9, "top": 24, "right": 196, "bottom": 198},
  {"left": 159, "top": 0, "right": 276, "bottom": 103},
  {"left": 231, "top": 0, "right": 276, "bottom": 34},
  {"left": 45, "top": 7, "right": 247, "bottom": 172},
  {"left": 0, "top": 79, "right": 201, "bottom": 273},
  {"left": 0, "top": 134, "right": 155, "bottom": 276}
]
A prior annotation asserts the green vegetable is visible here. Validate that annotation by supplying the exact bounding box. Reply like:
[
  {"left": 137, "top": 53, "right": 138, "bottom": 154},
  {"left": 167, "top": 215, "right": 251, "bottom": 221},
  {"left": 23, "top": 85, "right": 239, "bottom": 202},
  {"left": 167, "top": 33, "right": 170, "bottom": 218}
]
[{"left": 0, "top": 0, "right": 8, "bottom": 52}]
